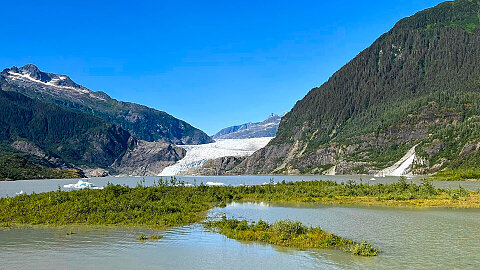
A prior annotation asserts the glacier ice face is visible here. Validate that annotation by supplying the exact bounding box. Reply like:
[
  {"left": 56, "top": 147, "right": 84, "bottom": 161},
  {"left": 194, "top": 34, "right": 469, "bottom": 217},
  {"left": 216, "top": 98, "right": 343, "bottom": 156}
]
[{"left": 160, "top": 137, "right": 273, "bottom": 176}]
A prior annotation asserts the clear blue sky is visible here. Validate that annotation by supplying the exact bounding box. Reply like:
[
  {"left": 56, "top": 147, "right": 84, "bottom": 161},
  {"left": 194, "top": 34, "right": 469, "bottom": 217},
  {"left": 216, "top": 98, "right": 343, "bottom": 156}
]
[{"left": 0, "top": 0, "right": 444, "bottom": 135}]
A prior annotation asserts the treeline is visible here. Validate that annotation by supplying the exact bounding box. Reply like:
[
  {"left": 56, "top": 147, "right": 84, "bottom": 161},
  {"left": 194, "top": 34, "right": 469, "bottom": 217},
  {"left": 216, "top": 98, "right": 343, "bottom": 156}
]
[{"left": 0, "top": 155, "right": 83, "bottom": 181}]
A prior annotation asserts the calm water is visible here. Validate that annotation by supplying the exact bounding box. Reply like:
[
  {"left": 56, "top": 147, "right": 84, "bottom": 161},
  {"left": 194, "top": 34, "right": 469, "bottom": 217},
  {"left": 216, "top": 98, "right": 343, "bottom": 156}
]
[
  {"left": 1, "top": 175, "right": 479, "bottom": 198},
  {"left": 1, "top": 202, "right": 480, "bottom": 269}
]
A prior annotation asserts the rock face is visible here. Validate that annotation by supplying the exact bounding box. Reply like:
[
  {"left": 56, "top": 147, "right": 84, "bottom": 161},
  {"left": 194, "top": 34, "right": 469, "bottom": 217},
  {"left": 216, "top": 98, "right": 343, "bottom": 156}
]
[
  {"left": 183, "top": 156, "right": 246, "bottom": 175},
  {"left": 11, "top": 140, "right": 69, "bottom": 168},
  {"left": 0, "top": 64, "right": 212, "bottom": 145},
  {"left": 227, "top": 0, "right": 480, "bottom": 175},
  {"left": 83, "top": 168, "right": 110, "bottom": 178},
  {"left": 212, "top": 114, "right": 281, "bottom": 139},
  {"left": 113, "top": 140, "right": 186, "bottom": 176}
]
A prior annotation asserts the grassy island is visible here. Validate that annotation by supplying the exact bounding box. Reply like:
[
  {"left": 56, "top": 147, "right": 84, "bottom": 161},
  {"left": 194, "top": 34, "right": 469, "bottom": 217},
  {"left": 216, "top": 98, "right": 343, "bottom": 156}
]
[
  {"left": 204, "top": 217, "right": 378, "bottom": 256},
  {"left": 1, "top": 178, "right": 479, "bottom": 230}
]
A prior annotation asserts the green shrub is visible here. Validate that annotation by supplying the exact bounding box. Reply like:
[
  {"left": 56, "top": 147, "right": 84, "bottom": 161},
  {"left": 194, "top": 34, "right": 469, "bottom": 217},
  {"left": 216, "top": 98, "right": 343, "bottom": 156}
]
[{"left": 349, "top": 241, "right": 378, "bottom": 256}]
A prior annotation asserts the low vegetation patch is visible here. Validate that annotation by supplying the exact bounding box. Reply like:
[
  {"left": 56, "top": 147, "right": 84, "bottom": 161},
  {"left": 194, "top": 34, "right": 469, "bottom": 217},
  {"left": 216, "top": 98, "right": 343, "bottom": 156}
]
[
  {"left": 138, "top": 234, "right": 163, "bottom": 241},
  {"left": 1, "top": 178, "right": 479, "bottom": 230},
  {"left": 204, "top": 217, "right": 378, "bottom": 256},
  {"left": 432, "top": 168, "right": 480, "bottom": 181}
]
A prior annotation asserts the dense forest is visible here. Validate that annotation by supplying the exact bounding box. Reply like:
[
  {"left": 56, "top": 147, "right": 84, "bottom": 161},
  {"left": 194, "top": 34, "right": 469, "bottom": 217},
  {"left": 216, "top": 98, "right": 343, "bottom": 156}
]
[
  {"left": 0, "top": 155, "right": 84, "bottom": 181},
  {"left": 232, "top": 0, "right": 480, "bottom": 177},
  {"left": 0, "top": 86, "right": 136, "bottom": 180}
]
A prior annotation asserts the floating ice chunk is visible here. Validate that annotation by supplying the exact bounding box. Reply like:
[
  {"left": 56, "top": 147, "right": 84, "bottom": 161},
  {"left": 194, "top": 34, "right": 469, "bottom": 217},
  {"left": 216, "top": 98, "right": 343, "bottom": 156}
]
[
  {"left": 63, "top": 180, "right": 103, "bottom": 190},
  {"left": 205, "top": 182, "right": 224, "bottom": 186},
  {"left": 370, "top": 178, "right": 376, "bottom": 181}
]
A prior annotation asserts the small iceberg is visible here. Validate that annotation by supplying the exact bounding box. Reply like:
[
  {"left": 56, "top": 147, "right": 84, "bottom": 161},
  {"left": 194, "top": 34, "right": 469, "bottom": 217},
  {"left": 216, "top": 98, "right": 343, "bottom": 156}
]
[
  {"left": 370, "top": 178, "right": 376, "bottom": 181},
  {"left": 205, "top": 182, "right": 224, "bottom": 186},
  {"left": 63, "top": 180, "right": 103, "bottom": 190},
  {"left": 15, "top": 190, "right": 25, "bottom": 195}
]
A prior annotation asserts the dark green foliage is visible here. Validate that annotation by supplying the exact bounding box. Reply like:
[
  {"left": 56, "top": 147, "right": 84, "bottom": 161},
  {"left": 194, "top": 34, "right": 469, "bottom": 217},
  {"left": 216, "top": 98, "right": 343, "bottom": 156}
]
[
  {"left": 0, "top": 89, "right": 133, "bottom": 168},
  {"left": 0, "top": 154, "right": 84, "bottom": 181},
  {"left": 204, "top": 217, "right": 377, "bottom": 256},
  {"left": 417, "top": 116, "right": 480, "bottom": 179},
  {"left": 0, "top": 183, "right": 228, "bottom": 227},
  {"left": 349, "top": 241, "right": 378, "bottom": 256},
  {"left": 267, "top": 0, "right": 480, "bottom": 171},
  {"left": 239, "top": 178, "right": 444, "bottom": 202},
  {"left": 433, "top": 168, "right": 480, "bottom": 180},
  {"left": 396, "top": 0, "right": 480, "bottom": 33}
]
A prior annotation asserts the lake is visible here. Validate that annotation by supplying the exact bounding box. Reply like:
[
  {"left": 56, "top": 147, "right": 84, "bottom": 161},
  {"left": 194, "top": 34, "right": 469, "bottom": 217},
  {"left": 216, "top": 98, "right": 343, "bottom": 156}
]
[
  {"left": 1, "top": 175, "right": 480, "bottom": 198},
  {"left": 1, "top": 201, "right": 479, "bottom": 269}
]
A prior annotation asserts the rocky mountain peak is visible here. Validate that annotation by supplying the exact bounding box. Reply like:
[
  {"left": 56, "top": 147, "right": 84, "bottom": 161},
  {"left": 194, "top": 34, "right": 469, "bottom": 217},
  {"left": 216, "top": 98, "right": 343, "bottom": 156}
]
[
  {"left": 212, "top": 114, "right": 281, "bottom": 140},
  {"left": 0, "top": 64, "right": 213, "bottom": 145},
  {"left": 2, "top": 64, "right": 83, "bottom": 89}
]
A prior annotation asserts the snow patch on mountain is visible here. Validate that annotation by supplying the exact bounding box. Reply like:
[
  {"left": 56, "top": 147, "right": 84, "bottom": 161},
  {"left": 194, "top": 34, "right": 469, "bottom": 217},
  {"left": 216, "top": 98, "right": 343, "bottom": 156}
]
[
  {"left": 212, "top": 114, "right": 281, "bottom": 139},
  {"left": 2, "top": 64, "right": 105, "bottom": 100},
  {"left": 160, "top": 137, "right": 273, "bottom": 176}
]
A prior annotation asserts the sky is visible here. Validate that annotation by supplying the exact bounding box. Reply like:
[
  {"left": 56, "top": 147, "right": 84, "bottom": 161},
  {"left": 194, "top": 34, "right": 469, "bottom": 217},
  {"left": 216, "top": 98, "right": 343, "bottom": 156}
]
[{"left": 0, "top": 0, "right": 445, "bottom": 135}]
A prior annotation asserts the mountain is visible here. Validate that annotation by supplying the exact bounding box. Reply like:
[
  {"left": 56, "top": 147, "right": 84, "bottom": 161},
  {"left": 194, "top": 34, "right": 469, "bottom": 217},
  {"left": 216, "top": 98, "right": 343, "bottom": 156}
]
[
  {"left": 212, "top": 114, "right": 281, "bottom": 139},
  {"left": 0, "top": 84, "right": 185, "bottom": 180},
  {"left": 228, "top": 0, "right": 480, "bottom": 177},
  {"left": 0, "top": 64, "right": 212, "bottom": 145}
]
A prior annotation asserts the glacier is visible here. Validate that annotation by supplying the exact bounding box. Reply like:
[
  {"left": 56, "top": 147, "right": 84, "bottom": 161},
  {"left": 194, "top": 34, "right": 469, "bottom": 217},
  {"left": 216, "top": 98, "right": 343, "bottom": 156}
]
[{"left": 160, "top": 137, "right": 273, "bottom": 176}]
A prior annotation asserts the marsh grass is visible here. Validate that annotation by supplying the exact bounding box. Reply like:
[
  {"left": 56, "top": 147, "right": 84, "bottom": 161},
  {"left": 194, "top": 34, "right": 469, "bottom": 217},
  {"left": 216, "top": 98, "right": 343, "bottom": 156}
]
[
  {"left": 349, "top": 240, "right": 378, "bottom": 256},
  {"left": 1, "top": 178, "right": 479, "bottom": 230},
  {"left": 204, "top": 217, "right": 378, "bottom": 256}
]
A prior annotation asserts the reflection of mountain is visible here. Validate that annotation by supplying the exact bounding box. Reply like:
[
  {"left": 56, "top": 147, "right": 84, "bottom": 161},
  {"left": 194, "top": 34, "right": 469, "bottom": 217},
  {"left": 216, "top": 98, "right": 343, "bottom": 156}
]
[{"left": 212, "top": 114, "right": 281, "bottom": 139}]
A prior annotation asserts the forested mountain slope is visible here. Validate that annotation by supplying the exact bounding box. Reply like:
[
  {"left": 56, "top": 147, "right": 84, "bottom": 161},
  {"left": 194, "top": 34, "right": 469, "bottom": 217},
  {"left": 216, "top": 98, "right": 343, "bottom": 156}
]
[
  {"left": 0, "top": 86, "right": 185, "bottom": 180},
  {"left": 231, "top": 0, "right": 480, "bottom": 177},
  {"left": 0, "top": 64, "right": 212, "bottom": 145}
]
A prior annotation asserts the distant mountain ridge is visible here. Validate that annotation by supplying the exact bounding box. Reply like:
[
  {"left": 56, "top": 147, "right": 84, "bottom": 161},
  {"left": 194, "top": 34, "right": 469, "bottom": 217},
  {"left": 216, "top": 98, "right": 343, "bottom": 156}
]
[
  {"left": 212, "top": 114, "right": 281, "bottom": 139},
  {"left": 0, "top": 64, "right": 212, "bottom": 145}
]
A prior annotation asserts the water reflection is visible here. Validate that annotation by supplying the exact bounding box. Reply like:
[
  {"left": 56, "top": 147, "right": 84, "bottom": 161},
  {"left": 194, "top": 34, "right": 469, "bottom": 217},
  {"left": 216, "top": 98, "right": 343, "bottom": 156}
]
[{"left": 2, "top": 202, "right": 480, "bottom": 269}]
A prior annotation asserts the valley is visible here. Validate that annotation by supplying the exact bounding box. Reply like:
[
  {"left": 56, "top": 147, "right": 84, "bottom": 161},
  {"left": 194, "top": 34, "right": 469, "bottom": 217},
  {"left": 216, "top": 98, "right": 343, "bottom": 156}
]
[{"left": 3, "top": 1, "right": 480, "bottom": 269}]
